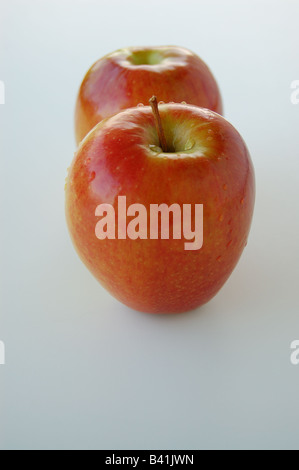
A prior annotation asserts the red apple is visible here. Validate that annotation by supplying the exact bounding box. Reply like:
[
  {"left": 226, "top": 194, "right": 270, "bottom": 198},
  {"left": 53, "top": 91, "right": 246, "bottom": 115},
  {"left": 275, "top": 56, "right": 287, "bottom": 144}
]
[
  {"left": 66, "top": 101, "right": 255, "bottom": 314},
  {"left": 75, "top": 45, "right": 223, "bottom": 144}
]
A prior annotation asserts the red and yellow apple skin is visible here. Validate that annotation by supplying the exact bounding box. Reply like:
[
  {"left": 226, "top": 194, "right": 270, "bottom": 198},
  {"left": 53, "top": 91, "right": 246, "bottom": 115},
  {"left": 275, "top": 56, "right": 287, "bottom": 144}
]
[
  {"left": 75, "top": 46, "right": 223, "bottom": 145},
  {"left": 66, "top": 104, "right": 255, "bottom": 314}
]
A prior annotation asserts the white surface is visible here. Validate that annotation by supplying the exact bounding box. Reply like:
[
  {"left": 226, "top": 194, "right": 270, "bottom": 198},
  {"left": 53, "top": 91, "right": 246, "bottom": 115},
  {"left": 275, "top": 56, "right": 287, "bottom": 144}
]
[{"left": 0, "top": 0, "right": 299, "bottom": 450}]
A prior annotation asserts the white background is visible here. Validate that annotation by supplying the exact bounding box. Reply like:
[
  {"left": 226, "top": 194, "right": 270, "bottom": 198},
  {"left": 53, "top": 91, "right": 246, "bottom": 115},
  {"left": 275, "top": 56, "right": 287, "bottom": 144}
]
[{"left": 0, "top": 0, "right": 299, "bottom": 450}]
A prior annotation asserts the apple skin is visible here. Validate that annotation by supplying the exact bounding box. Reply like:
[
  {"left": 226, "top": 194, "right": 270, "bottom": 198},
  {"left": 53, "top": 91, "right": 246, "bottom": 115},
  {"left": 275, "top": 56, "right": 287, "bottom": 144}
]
[
  {"left": 75, "top": 46, "right": 223, "bottom": 145},
  {"left": 66, "top": 103, "right": 255, "bottom": 314}
]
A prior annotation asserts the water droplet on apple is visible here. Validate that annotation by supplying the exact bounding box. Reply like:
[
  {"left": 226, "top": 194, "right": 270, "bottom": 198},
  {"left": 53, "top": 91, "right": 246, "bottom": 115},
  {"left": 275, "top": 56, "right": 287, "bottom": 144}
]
[
  {"left": 223, "top": 184, "right": 228, "bottom": 191},
  {"left": 240, "top": 198, "right": 245, "bottom": 205},
  {"left": 219, "top": 214, "right": 224, "bottom": 222},
  {"left": 149, "top": 144, "right": 162, "bottom": 153},
  {"left": 184, "top": 139, "right": 195, "bottom": 151}
]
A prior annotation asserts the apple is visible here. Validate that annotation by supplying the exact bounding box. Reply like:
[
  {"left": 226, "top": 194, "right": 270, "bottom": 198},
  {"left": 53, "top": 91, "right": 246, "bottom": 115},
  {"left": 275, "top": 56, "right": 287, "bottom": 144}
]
[
  {"left": 66, "top": 99, "right": 255, "bottom": 314},
  {"left": 75, "top": 45, "right": 223, "bottom": 144}
]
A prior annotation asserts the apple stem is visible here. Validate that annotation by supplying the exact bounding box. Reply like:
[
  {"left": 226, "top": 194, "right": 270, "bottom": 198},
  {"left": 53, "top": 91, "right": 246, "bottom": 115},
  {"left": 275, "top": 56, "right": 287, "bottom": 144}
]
[{"left": 149, "top": 96, "right": 168, "bottom": 152}]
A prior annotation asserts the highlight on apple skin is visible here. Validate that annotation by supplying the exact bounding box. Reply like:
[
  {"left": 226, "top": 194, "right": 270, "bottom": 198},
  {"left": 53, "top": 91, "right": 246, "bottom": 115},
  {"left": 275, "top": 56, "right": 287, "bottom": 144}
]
[
  {"left": 75, "top": 45, "right": 223, "bottom": 145},
  {"left": 66, "top": 102, "right": 255, "bottom": 314}
]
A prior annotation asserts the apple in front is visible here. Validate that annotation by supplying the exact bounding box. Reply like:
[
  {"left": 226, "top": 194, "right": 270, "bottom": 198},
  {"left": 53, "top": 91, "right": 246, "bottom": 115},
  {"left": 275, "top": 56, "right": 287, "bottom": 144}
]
[
  {"left": 75, "top": 45, "right": 223, "bottom": 144},
  {"left": 66, "top": 103, "right": 255, "bottom": 314}
]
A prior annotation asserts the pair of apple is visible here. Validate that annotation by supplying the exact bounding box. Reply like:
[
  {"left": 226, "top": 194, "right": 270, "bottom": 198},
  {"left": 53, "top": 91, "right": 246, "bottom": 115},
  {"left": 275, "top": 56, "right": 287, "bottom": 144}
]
[{"left": 66, "top": 46, "right": 255, "bottom": 314}]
